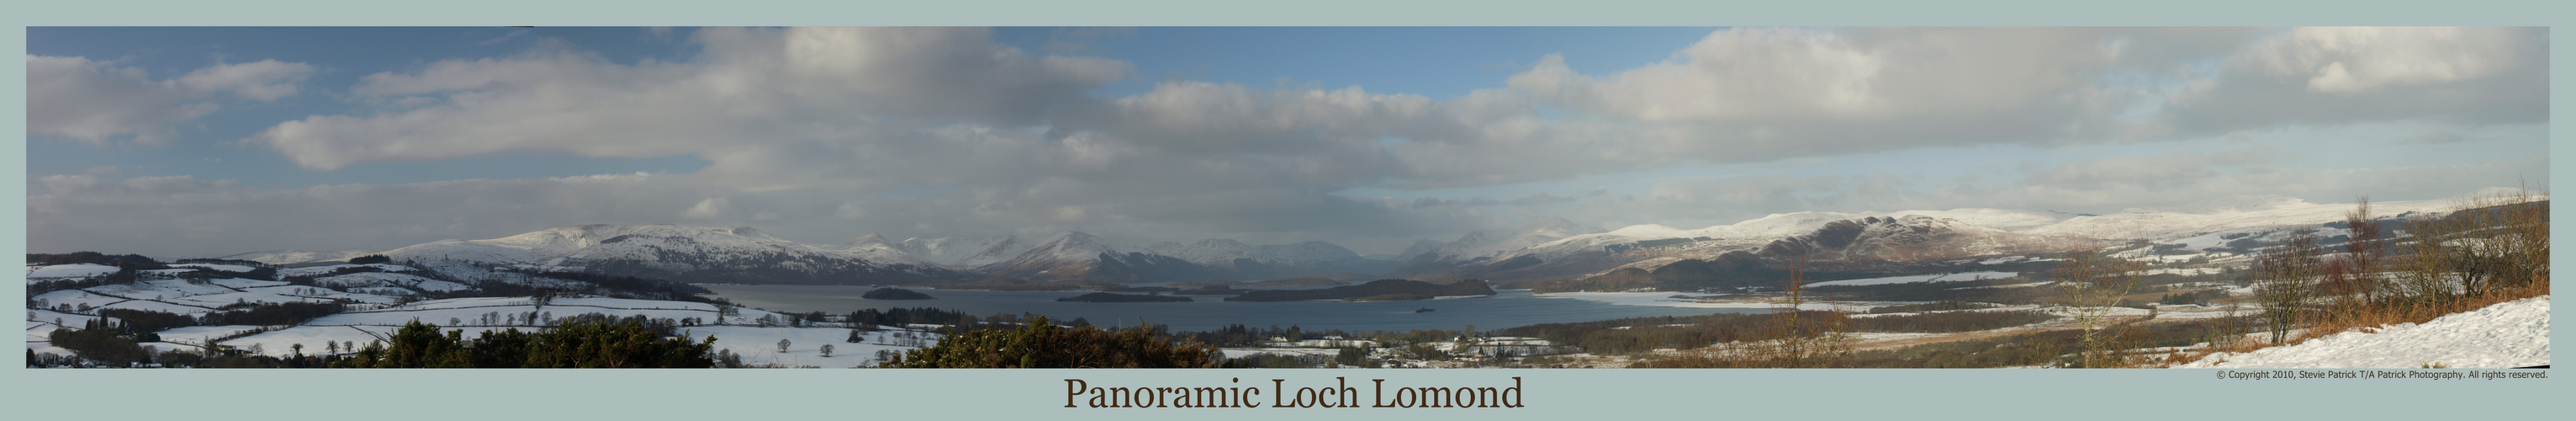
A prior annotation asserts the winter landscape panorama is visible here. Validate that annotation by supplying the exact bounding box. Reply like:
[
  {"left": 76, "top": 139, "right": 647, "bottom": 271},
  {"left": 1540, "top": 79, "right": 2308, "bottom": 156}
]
[{"left": 24, "top": 27, "right": 2549, "bottom": 369}]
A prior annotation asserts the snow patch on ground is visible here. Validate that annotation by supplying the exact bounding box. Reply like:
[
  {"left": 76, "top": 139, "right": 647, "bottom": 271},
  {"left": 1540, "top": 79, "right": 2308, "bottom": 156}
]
[{"left": 2176, "top": 296, "right": 2549, "bottom": 369}]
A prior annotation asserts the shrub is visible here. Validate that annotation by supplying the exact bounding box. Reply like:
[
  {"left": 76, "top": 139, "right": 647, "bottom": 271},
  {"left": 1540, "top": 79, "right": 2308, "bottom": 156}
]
[{"left": 881, "top": 316, "right": 1219, "bottom": 368}]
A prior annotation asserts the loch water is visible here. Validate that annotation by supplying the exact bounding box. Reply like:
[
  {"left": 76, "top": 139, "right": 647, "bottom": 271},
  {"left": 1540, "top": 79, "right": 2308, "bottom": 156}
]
[{"left": 694, "top": 284, "right": 1769, "bottom": 333}]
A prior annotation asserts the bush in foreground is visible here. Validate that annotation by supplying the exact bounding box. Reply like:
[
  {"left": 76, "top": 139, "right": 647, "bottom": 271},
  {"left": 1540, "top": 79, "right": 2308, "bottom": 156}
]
[
  {"left": 880, "top": 316, "right": 1219, "bottom": 368},
  {"left": 333, "top": 319, "right": 716, "bottom": 368}
]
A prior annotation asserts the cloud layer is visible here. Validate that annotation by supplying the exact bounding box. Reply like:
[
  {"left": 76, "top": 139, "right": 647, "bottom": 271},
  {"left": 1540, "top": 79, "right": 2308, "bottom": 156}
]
[
  {"left": 27, "top": 27, "right": 2551, "bottom": 256},
  {"left": 29, "top": 56, "right": 313, "bottom": 146}
]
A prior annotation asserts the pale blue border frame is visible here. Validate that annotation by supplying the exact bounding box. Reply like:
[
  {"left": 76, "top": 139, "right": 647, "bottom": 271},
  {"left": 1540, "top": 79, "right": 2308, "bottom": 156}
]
[{"left": 6, "top": 1, "right": 2562, "bottom": 419}]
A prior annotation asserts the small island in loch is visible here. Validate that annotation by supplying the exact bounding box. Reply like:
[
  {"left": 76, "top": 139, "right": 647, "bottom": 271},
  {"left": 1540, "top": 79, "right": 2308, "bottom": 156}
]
[
  {"left": 860, "top": 287, "right": 936, "bottom": 300},
  {"left": 1224, "top": 279, "right": 1494, "bottom": 302}
]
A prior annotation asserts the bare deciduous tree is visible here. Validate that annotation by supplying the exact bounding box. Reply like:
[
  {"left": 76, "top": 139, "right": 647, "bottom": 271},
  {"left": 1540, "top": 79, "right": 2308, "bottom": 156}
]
[{"left": 2053, "top": 248, "right": 2145, "bottom": 368}]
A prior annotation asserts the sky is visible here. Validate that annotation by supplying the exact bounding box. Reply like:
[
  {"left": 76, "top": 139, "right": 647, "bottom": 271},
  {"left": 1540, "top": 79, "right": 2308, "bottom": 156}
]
[{"left": 24, "top": 27, "right": 2551, "bottom": 258}]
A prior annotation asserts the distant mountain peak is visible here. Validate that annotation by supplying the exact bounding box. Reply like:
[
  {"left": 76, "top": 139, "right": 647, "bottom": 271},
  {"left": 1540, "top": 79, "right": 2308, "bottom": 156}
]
[
  {"left": 845, "top": 232, "right": 892, "bottom": 247},
  {"left": 375, "top": 223, "right": 965, "bottom": 284}
]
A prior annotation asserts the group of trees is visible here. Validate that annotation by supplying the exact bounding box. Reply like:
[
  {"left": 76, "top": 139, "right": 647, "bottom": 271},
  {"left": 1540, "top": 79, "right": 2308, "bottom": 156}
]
[
  {"left": 196, "top": 302, "right": 349, "bottom": 326},
  {"left": 47, "top": 319, "right": 159, "bottom": 366},
  {"left": 28, "top": 252, "right": 167, "bottom": 267},
  {"left": 331, "top": 319, "right": 717, "bottom": 368},
  {"left": 2249, "top": 194, "right": 2551, "bottom": 348},
  {"left": 1175, "top": 324, "right": 1357, "bottom": 347}
]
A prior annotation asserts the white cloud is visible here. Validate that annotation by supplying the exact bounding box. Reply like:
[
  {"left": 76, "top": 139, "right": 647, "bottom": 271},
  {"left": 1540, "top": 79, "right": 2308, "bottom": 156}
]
[
  {"left": 1494, "top": 28, "right": 2160, "bottom": 162},
  {"left": 257, "top": 27, "right": 1128, "bottom": 171},
  {"left": 26, "top": 56, "right": 312, "bottom": 146},
  {"left": 2162, "top": 27, "right": 2544, "bottom": 135},
  {"left": 175, "top": 59, "right": 315, "bottom": 100},
  {"left": 2252, "top": 27, "right": 2519, "bottom": 93}
]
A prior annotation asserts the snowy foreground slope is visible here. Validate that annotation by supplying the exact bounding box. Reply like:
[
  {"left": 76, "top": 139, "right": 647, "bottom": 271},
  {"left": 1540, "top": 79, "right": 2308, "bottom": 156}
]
[{"left": 2176, "top": 296, "right": 2550, "bottom": 369}]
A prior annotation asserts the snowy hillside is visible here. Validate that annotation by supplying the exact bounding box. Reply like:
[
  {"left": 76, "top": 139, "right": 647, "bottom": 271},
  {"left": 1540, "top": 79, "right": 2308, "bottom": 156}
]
[
  {"left": 1423, "top": 217, "right": 1605, "bottom": 261},
  {"left": 379, "top": 224, "right": 972, "bottom": 285},
  {"left": 895, "top": 235, "right": 1017, "bottom": 266},
  {"left": 2177, "top": 296, "right": 2549, "bottom": 369},
  {"left": 952, "top": 236, "right": 1039, "bottom": 269},
  {"left": 27, "top": 264, "right": 122, "bottom": 280},
  {"left": 2025, "top": 194, "right": 2462, "bottom": 241},
  {"left": 975, "top": 232, "right": 1219, "bottom": 283}
]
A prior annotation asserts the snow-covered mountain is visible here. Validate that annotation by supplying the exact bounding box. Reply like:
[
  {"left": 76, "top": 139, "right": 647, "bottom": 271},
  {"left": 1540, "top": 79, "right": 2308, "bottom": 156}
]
[
  {"left": 1393, "top": 239, "right": 1445, "bottom": 261},
  {"left": 950, "top": 236, "right": 1039, "bottom": 269},
  {"left": 192, "top": 189, "right": 2531, "bottom": 287},
  {"left": 973, "top": 232, "right": 1220, "bottom": 283},
  {"left": 1423, "top": 217, "right": 1604, "bottom": 262},
  {"left": 380, "top": 224, "right": 973, "bottom": 285},
  {"left": 211, "top": 249, "right": 380, "bottom": 265},
  {"left": 1394, "top": 210, "right": 2096, "bottom": 282},
  {"left": 892, "top": 236, "right": 1016, "bottom": 266},
  {"left": 2024, "top": 194, "right": 2461, "bottom": 242},
  {"left": 1750, "top": 215, "right": 2099, "bottom": 263},
  {"left": 1142, "top": 238, "right": 1395, "bottom": 280},
  {"left": 1147, "top": 239, "right": 1358, "bottom": 266}
]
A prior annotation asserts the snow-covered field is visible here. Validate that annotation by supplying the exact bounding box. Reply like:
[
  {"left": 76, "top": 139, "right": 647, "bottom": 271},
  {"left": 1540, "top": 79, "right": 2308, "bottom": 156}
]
[
  {"left": 98, "top": 299, "right": 220, "bottom": 315},
  {"left": 221, "top": 324, "right": 521, "bottom": 357},
  {"left": 27, "top": 264, "right": 121, "bottom": 280},
  {"left": 2176, "top": 296, "right": 2549, "bottom": 369},
  {"left": 1804, "top": 271, "right": 2021, "bottom": 287},
  {"left": 31, "top": 276, "right": 352, "bottom": 316},
  {"left": 278, "top": 264, "right": 417, "bottom": 278},
  {"left": 677, "top": 325, "right": 931, "bottom": 368},
  {"left": 31, "top": 290, "right": 131, "bottom": 310},
  {"left": 1221, "top": 347, "right": 1342, "bottom": 360},
  {"left": 314, "top": 272, "right": 473, "bottom": 293},
  {"left": 304, "top": 296, "right": 786, "bottom": 327}
]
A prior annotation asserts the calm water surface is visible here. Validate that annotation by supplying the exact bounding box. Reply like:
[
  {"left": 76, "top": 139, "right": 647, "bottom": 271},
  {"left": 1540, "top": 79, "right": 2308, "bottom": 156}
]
[{"left": 695, "top": 285, "right": 1769, "bottom": 333}]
